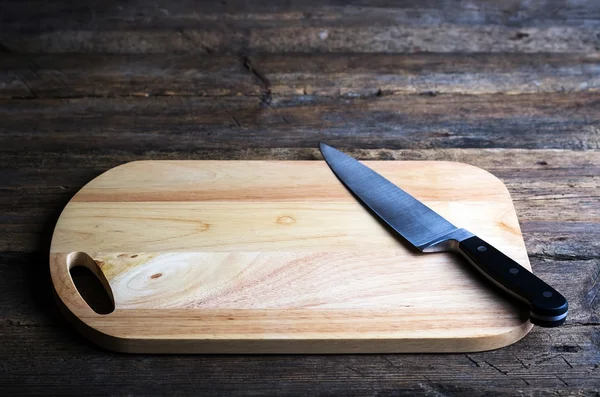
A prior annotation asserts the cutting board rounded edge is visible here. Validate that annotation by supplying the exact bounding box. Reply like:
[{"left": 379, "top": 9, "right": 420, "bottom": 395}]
[{"left": 49, "top": 159, "right": 533, "bottom": 353}]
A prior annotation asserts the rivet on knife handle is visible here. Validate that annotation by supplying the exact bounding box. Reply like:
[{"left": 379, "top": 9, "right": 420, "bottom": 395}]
[{"left": 319, "top": 142, "right": 568, "bottom": 328}]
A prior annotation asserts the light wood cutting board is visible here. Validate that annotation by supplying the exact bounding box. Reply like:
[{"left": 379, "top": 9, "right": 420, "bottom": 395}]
[{"left": 50, "top": 160, "right": 533, "bottom": 353}]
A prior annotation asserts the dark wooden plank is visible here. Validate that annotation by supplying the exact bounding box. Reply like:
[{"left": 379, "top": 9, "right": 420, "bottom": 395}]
[
  {"left": 2, "top": 53, "right": 600, "bottom": 99},
  {"left": 0, "top": 320, "right": 598, "bottom": 395},
  {"left": 1, "top": 93, "right": 599, "bottom": 151},
  {"left": 251, "top": 53, "right": 600, "bottom": 96},
  {"left": 2, "top": 25, "right": 598, "bottom": 54},
  {"left": 1, "top": 1, "right": 599, "bottom": 53},
  {"left": 3, "top": 0, "right": 599, "bottom": 32},
  {"left": 0, "top": 54, "right": 259, "bottom": 99}
]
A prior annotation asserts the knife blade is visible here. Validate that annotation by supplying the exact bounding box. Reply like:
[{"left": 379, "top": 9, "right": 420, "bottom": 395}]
[{"left": 319, "top": 142, "right": 568, "bottom": 327}]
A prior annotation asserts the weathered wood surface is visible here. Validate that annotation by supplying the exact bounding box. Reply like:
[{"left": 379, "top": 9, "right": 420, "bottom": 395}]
[
  {"left": 1, "top": 93, "right": 599, "bottom": 151},
  {"left": 2, "top": 53, "right": 600, "bottom": 98},
  {"left": 0, "top": 0, "right": 599, "bottom": 395},
  {"left": 1, "top": 0, "right": 600, "bottom": 53}
]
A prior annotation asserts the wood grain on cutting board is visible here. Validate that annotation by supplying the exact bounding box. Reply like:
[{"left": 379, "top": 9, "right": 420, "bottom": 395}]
[{"left": 49, "top": 160, "right": 533, "bottom": 353}]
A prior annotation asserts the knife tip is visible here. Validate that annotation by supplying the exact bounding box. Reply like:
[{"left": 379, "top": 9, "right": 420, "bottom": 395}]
[{"left": 318, "top": 141, "right": 331, "bottom": 153}]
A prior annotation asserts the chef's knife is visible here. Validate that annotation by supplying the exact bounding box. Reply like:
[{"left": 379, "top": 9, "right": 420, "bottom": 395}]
[{"left": 319, "top": 142, "right": 568, "bottom": 327}]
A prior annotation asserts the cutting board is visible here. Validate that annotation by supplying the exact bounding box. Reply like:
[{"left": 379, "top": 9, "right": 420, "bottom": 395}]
[{"left": 50, "top": 160, "right": 533, "bottom": 353}]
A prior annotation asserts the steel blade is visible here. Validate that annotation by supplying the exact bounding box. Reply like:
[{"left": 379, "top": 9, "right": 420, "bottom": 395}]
[{"left": 320, "top": 142, "right": 473, "bottom": 251}]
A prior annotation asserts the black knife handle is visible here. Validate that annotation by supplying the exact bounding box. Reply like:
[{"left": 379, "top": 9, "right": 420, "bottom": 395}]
[{"left": 457, "top": 236, "right": 568, "bottom": 327}]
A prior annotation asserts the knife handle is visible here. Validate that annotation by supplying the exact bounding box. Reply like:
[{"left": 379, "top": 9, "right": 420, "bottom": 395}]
[{"left": 457, "top": 236, "right": 568, "bottom": 327}]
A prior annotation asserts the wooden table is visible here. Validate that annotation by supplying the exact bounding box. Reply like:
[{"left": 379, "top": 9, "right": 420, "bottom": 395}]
[{"left": 1, "top": 1, "right": 598, "bottom": 395}]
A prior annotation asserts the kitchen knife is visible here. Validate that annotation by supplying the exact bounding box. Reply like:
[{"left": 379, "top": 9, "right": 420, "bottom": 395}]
[{"left": 319, "top": 142, "right": 568, "bottom": 327}]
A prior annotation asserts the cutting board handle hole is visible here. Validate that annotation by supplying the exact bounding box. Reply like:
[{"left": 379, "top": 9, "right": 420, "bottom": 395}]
[{"left": 67, "top": 252, "right": 115, "bottom": 315}]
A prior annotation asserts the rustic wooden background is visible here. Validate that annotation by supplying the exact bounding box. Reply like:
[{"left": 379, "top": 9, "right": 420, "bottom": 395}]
[{"left": 1, "top": 0, "right": 599, "bottom": 395}]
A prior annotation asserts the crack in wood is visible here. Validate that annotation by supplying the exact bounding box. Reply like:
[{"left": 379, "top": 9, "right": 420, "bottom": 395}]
[
  {"left": 514, "top": 355, "right": 530, "bottom": 369},
  {"left": 561, "top": 356, "right": 574, "bottom": 369},
  {"left": 17, "top": 77, "right": 37, "bottom": 98},
  {"left": 484, "top": 361, "right": 508, "bottom": 376},
  {"left": 240, "top": 55, "right": 272, "bottom": 106},
  {"left": 345, "top": 365, "right": 365, "bottom": 378},
  {"left": 556, "top": 375, "right": 569, "bottom": 387},
  {"left": 420, "top": 376, "right": 448, "bottom": 397},
  {"left": 533, "top": 354, "right": 577, "bottom": 368},
  {"left": 465, "top": 354, "right": 480, "bottom": 367},
  {"left": 179, "top": 29, "right": 213, "bottom": 54},
  {"left": 383, "top": 356, "right": 402, "bottom": 372}
]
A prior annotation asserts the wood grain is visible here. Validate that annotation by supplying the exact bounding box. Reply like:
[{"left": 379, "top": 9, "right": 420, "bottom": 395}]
[
  {"left": 50, "top": 160, "right": 532, "bottom": 353},
  {"left": 2, "top": 53, "right": 600, "bottom": 99},
  {"left": 4, "top": 0, "right": 600, "bottom": 32},
  {"left": 1, "top": 92, "right": 599, "bottom": 152},
  {"left": 2, "top": 1, "right": 599, "bottom": 54}
]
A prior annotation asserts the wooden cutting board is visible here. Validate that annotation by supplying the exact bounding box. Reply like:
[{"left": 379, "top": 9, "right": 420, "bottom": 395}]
[{"left": 50, "top": 160, "right": 533, "bottom": 353}]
